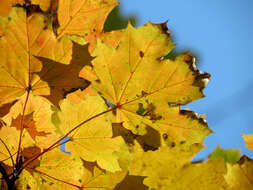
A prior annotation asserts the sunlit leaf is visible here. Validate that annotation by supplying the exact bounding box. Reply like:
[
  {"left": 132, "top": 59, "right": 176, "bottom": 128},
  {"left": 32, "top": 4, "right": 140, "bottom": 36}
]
[
  {"left": 242, "top": 133, "right": 253, "bottom": 152},
  {"left": 225, "top": 156, "right": 253, "bottom": 190},
  {"left": 16, "top": 149, "right": 84, "bottom": 189},
  {"left": 0, "top": 126, "right": 35, "bottom": 166},
  {"left": 2, "top": 94, "right": 60, "bottom": 149},
  {"left": 166, "top": 159, "right": 231, "bottom": 190},
  {"left": 208, "top": 146, "right": 241, "bottom": 163},
  {"left": 129, "top": 142, "right": 204, "bottom": 189},
  {"left": 0, "top": 7, "right": 91, "bottom": 106},
  {"left": 88, "top": 22, "right": 211, "bottom": 147},
  {"left": 57, "top": 0, "right": 118, "bottom": 41},
  {"left": 54, "top": 90, "right": 130, "bottom": 172},
  {"left": 80, "top": 161, "right": 126, "bottom": 189}
]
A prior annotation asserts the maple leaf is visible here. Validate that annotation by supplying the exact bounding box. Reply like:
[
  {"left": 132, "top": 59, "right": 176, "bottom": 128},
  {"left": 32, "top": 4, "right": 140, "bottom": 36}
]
[
  {"left": 166, "top": 159, "right": 231, "bottom": 190},
  {"left": 86, "top": 22, "right": 212, "bottom": 147},
  {"left": 2, "top": 94, "right": 60, "bottom": 149},
  {"left": 128, "top": 142, "right": 203, "bottom": 185},
  {"left": 79, "top": 161, "right": 126, "bottom": 189},
  {"left": 53, "top": 90, "right": 130, "bottom": 172},
  {"left": 0, "top": 7, "right": 91, "bottom": 106},
  {"left": 15, "top": 149, "right": 126, "bottom": 189},
  {"left": 57, "top": 0, "right": 118, "bottom": 45},
  {"left": 0, "top": 126, "right": 35, "bottom": 167},
  {"left": 225, "top": 156, "right": 253, "bottom": 190},
  {"left": 16, "top": 149, "right": 84, "bottom": 189},
  {"left": 129, "top": 142, "right": 231, "bottom": 190},
  {"left": 0, "top": 7, "right": 62, "bottom": 105},
  {"left": 242, "top": 133, "right": 253, "bottom": 152}
]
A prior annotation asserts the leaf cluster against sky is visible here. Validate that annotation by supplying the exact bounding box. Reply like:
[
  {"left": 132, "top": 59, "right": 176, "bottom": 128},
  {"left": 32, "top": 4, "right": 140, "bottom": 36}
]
[{"left": 0, "top": 0, "right": 252, "bottom": 189}]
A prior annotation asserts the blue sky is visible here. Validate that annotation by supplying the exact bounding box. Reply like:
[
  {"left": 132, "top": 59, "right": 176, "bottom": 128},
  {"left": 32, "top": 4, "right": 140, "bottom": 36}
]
[{"left": 118, "top": 0, "right": 253, "bottom": 160}]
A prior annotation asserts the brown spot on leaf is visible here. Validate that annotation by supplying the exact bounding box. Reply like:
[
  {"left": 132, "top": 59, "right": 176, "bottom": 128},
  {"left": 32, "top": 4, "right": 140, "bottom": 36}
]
[
  {"left": 141, "top": 90, "right": 148, "bottom": 96},
  {"left": 136, "top": 102, "right": 163, "bottom": 122},
  {"left": 180, "top": 141, "right": 186, "bottom": 144},
  {"left": 139, "top": 51, "right": 144, "bottom": 58},
  {"left": 162, "top": 133, "right": 168, "bottom": 140},
  {"left": 145, "top": 103, "right": 162, "bottom": 122},
  {"left": 95, "top": 79, "right": 101, "bottom": 83},
  {"left": 171, "top": 142, "right": 176, "bottom": 147}
]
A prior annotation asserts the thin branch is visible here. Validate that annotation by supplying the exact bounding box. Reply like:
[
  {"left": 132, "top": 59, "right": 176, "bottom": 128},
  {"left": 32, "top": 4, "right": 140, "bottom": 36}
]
[
  {"left": 0, "top": 138, "right": 15, "bottom": 171},
  {"left": 30, "top": 167, "right": 109, "bottom": 189},
  {"left": 0, "top": 151, "right": 18, "bottom": 163},
  {"left": 16, "top": 90, "right": 30, "bottom": 164},
  {"left": 30, "top": 168, "right": 82, "bottom": 188}
]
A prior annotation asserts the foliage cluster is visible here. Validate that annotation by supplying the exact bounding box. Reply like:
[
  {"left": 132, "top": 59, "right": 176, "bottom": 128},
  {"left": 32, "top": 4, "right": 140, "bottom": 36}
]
[{"left": 0, "top": 0, "right": 252, "bottom": 189}]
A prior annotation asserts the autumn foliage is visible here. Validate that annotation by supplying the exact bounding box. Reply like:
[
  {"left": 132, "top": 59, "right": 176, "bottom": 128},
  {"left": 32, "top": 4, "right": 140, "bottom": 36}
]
[{"left": 0, "top": 0, "right": 252, "bottom": 189}]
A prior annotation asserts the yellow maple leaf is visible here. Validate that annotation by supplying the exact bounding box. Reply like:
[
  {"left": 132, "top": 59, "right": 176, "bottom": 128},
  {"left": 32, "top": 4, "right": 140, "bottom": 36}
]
[
  {"left": 54, "top": 90, "right": 130, "bottom": 172},
  {"left": 129, "top": 142, "right": 202, "bottom": 189},
  {"left": 129, "top": 142, "right": 230, "bottom": 190},
  {"left": 0, "top": 7, "right": 91, "bottom": 105},
  {"left": 225, "top": 156, "right": 253, "bottom": 190},
  {"left": 86, "top": 22, "right": 212, "bottom": 147},
  {"left": 242, "top": 133, "right": 253, "bottom": 152},
  {"left": 0, "top": 126, "right": 35, "bottom": 167},
  {"left": 2, "top": 94, "right": 60, "bottom": 149},
  {"left": 166, "top": 159, "right": 231, "bottom": 190},
  {"left": 16, "top": 149, "right": 84, "bottom": 189},
  {"left": 57, "top": 0, "right": 118, "bottom": 40},
  {"left": 80, "top": 161, "right": 126, "bottom": 189},
  {"left": 15, "top": 149, "right": 126, "bottom": 189}
]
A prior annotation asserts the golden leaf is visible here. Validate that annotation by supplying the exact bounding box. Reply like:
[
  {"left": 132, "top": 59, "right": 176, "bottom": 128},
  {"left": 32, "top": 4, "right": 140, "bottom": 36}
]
[
  {"left": 88, "top": 22, "right": 212, "bottom": 147},
  {"left": 55, "top": 90, "right": 130, "bottom": 172},
  {"left": 242, "top": 133, "right": 253, "bottom": 152}
]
